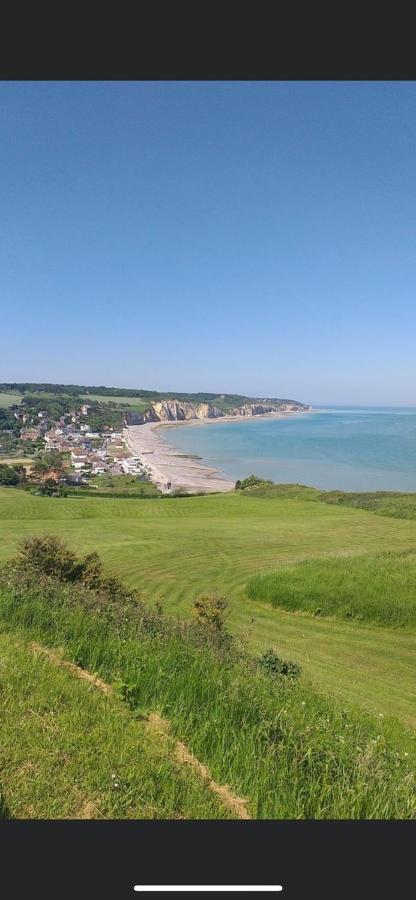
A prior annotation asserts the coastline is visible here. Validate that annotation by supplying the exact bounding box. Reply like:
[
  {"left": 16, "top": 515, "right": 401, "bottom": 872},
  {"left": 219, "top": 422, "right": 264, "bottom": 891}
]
[{"left": 124, "top": 409, "right": 305, "bottom": 494}]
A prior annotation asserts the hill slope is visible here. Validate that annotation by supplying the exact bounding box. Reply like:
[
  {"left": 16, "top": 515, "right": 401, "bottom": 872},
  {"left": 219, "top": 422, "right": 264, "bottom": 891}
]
[
  {"left": 0, "top": 632, "right": 235, "bottom": 819},
  {"left": 1, "top": 486, "right": 416, "bottom": 728}
]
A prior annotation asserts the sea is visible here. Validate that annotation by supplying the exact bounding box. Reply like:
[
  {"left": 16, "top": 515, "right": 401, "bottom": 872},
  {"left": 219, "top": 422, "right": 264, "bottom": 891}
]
[{"left": 166, "top": 407, "right": 416, "bottom": 492}]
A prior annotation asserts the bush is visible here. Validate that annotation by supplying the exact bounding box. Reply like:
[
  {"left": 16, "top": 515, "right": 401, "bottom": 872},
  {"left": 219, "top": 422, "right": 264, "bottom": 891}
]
[
  {"left": 18, "top": 536, "right": 83, "bottom": 582},
  {"left": 193, "top": 593, "right": 229, "bottom": 632},
  {"left": 236, "top": 474, "right": 274, "bottom": 490},
  {"left": 33, "top": 479, "right": 67, "bottom": 497},
  {"left": 258, "top": 648, "right": 301, "bottom": 680},
  {"left": 0, "top": 464, "right": 21, "bottom": 486},
  {"left": 80, "top": 552, "right": 103, "bottom": 589}
]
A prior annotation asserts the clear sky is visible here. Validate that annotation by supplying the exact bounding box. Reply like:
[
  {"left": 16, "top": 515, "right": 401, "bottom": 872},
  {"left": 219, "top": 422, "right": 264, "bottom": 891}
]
[{"left": 1, "top": 81, "right": 416, "bottom": 405}]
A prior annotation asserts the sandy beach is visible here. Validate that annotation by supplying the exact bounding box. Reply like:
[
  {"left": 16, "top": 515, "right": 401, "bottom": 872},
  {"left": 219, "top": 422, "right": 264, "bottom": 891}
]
[{"left": 124, "top": 410, "right": 300, "bottom": 494}]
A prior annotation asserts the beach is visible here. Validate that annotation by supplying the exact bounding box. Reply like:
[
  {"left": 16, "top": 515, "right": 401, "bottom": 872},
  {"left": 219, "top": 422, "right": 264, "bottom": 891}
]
[{"left": 124, "top": 410, "right": 297, "bottom": 494}]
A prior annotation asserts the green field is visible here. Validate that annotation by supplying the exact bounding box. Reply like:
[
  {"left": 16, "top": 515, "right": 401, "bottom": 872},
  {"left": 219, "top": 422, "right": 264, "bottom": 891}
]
[
  {"left": 1, "top": 486, "right": 416, "bottom": 730},
  {"left": 1, "top": 552, "right": 414, "bottom": 819},
  {"left": 80, "top": 393, "right": 149, "bottom": 410},
  {"left": 0, "top": 392, "right": 22, "bottom": 408},
  {"left": 11, "top": 390, "right": 149, "bottom": 411}
]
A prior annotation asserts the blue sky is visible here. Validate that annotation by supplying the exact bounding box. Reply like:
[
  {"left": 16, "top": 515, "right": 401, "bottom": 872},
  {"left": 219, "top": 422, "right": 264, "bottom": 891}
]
[{"left": 1, "top": 81, "right": 416, "bottom": 405}]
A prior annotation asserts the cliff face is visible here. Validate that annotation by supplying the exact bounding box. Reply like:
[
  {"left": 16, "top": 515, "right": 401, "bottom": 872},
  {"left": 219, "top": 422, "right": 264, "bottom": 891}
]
[
  {"left": 144, "top": 400, "right": 223, "bottom": 422},
  {"left": 126, "top": 399, "right": 308, "bottom": 425}
]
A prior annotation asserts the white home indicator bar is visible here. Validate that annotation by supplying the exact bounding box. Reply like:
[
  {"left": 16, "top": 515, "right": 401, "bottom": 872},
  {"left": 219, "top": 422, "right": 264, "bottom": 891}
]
[{"left": 134, "top": 887, "right": 283, "bottom": 893}]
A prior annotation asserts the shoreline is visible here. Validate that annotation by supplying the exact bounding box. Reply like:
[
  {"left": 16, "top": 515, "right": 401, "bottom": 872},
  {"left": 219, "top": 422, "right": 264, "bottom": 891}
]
[{"left": 124, "top": 409, "right": 306, "bottom": 494}]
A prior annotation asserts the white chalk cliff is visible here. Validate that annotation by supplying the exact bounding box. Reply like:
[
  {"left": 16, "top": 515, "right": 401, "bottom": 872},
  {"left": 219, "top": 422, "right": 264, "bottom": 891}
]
[{"left": 128, "top": 399, "right": 308, "bottom": 425}]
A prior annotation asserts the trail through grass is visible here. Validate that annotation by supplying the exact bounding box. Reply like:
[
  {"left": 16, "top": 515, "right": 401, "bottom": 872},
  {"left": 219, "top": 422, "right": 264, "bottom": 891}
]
[{"left": 0, "top": 632, "right": 232, "bottom": 819}]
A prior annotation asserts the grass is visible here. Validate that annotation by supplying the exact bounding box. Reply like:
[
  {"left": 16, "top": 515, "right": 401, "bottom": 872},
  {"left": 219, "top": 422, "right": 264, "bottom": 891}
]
[
  {"left": 0, "top": 456, "right": 33, "bottom": 466},
  {"left": 89, "top": 474, "right": 160, "bottom": 496},
  {"left": 1, "top": 485, "right": 416, "bottom": 729},
  {"left": 247, "top": 550, "right": 416, "bottom": 628},
  {"left": 322, "top": 490, "right": 416, "bottom": 521},
  {"left": 80, "top": 393, "right": 149, "bottom": 410},
  {"left": 0, "top": 632, "right": 228, "bottom": 819},
  {"left": 0, "top": 392, "right": 22, "bottom": 408},
  {"left": 237, "top": 481, "right": 416, "bottom": 522},
  {"left": 1, "top": 568, "right": 415, "bottom": 819}
]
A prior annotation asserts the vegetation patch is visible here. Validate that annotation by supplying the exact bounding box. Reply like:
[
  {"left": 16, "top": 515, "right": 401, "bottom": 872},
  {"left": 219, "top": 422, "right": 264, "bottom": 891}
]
[
  {"left": 0, "top": 539, "right": 415, "bottom": 818},
  {"left": 321, "top": 490, "right": 416, "bottom": 521},
  {"left": 247, "top": 550, "right": 416, "bottom": 627},
  {"left": 0, "top": 392, "right": 22, "bottom": 408},
  {"left": 0, "top": 632, "right": 228, "bottom": 819}
]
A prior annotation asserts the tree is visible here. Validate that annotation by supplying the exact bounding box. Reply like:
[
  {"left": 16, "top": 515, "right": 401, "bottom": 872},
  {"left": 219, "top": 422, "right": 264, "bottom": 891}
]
[
  {"left": 32, "top": 451, "right": 65, "bottom": 480},
  {"left": 0, "top": 464, "right": 20, "bottom": 486},
  {"left": 35, "top": 478, "right": 67, "bottom": 497}
]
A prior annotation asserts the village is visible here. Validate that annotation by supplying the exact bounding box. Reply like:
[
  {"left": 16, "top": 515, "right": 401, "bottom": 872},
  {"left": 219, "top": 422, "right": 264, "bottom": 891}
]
[{"left": 5, "top": 401, "right": 152, "bottom": 487}]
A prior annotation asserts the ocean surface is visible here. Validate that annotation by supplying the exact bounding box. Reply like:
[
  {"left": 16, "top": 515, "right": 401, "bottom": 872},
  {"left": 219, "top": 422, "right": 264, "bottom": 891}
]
[{"left": 166, "top": 407, "right": 416, "bottom": 492}]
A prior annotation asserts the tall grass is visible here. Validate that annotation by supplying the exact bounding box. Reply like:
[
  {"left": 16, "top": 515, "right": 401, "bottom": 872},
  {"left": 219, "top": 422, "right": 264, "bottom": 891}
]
[
  {"left": 321, "top": 491, "right": 416, "bottom": 521},
  {"left": 0, "top": 565, "right": 415, "bottom": 818},
  {"left": 247, "top": 550, "right": 416, "bottom": 627},
  {"left": 0, "top": 632, "right": 228, "bottom": 819}
]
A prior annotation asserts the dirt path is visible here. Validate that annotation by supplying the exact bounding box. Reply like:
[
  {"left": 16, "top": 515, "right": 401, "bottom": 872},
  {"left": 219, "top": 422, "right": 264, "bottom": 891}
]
[{"left": 30, "top": 642, "right": 251, "bottom": 820}]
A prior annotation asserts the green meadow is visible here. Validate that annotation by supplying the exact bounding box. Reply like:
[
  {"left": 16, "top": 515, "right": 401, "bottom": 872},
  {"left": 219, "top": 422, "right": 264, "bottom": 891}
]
[
  {"left": 1, "top": 554, "right": 414, "bottom": 819},
  {"left": 1, "top": 486, "right": 416, "bottom": 730},
  {"left": 80, "top": 393, "right": 149, "bottom": 410},
  {"left": 0, "top": 392, "right": 22, "bottom": 408}
]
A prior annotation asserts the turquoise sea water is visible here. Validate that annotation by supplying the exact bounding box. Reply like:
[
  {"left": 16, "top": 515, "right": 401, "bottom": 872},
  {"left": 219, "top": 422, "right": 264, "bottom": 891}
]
[{"left": 166, "top": 407, "right": 416, "bottom": 492}]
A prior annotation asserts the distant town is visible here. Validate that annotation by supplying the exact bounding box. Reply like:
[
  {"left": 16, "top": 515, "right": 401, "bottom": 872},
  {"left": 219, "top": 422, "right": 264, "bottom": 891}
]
[{"left": 0, "top": 383, "right": 309, "bottom": 494}]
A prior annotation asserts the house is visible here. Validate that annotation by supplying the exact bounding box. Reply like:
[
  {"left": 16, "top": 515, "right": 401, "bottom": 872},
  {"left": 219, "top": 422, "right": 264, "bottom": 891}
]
[
  {"left": 21, "top": 429, "right": 39, "bottom": 441},
  {"left": 70, "top": 449, "right": 91, "bottom": 470},
  {"left": 80, "top": 404, "right": 91, "bottom": 416},
  {"left": 65, "top": 473, "right": 88, "bottom": 486},
  {"left": 91, "top": 464, "right": 108, "bottom": 475}
]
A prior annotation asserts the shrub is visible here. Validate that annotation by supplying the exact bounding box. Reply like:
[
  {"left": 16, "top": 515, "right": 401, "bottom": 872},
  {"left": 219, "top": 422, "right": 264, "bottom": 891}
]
[
  {"left": 33, "top": 479, "right": 67, "bottom": 497},
  {"left": 258, "top": 648, "right": 301, "bottom": 680},
  {"left": 80, "top": 551, "right": 103, "bottom": 589},
  {"left": 238, "top": 474, "right": 274, "bottom": 490},
  {"left": 193, "top": 593, "right": 229, "bottom": 632},
  {"left": 18, "top": 536, "right": 82, "bottom": 582},
  {"left": 0, "top": 464, "right": 21, "bottom": 486}
]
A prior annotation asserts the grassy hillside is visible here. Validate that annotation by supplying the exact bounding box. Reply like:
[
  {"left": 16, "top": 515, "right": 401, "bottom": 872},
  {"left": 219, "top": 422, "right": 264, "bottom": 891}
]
[
  {"left": 247, "top": 550, "right": 416, "bottom": 627},
  {"left": 1, "top": 549, "right": 415, "bottom": 820},
  {"left": 322, "top": 490, "right": 416, "bottom": 521},
  {"left": 1, "top": 486, "right": 416, "bottom": 729},
  {"left": 0, "top": 632, "right": 228, "bottom": 819}
]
